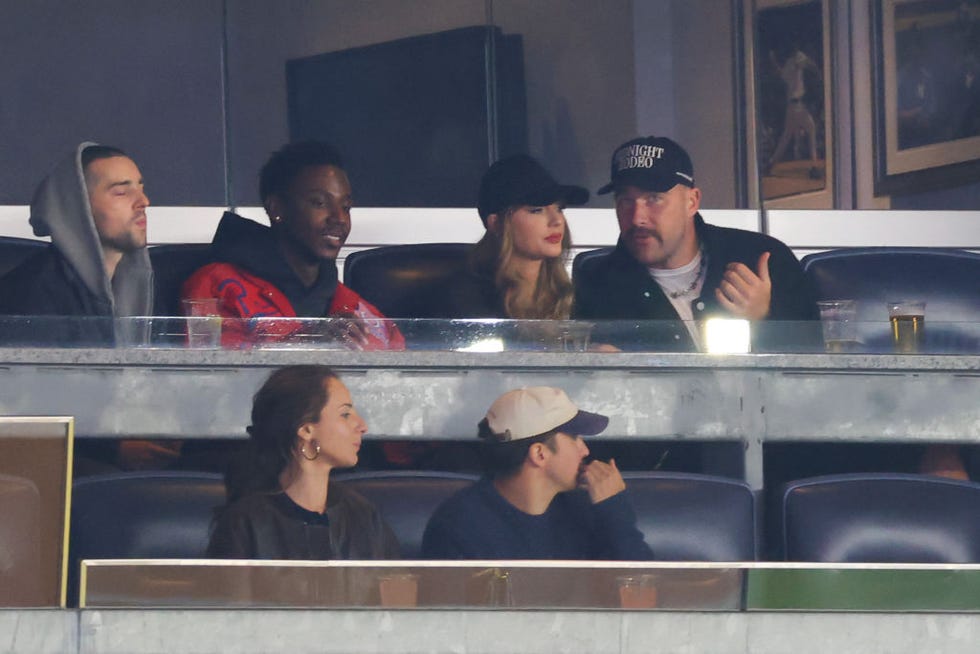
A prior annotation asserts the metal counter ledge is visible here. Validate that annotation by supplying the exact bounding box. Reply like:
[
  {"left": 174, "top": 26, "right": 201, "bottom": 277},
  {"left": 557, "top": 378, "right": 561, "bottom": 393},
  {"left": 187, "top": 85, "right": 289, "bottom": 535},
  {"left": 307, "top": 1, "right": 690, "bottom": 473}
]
[{"left": 1, "top": 348, "right": 977, "bottom": 490}]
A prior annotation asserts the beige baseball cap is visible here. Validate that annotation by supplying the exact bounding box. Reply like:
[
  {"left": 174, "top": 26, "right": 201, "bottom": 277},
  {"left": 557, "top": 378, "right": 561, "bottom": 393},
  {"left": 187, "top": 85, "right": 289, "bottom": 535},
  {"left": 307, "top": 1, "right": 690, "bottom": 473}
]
[{"left": 481, "top": 386, "right": 609, "bottom": 442}]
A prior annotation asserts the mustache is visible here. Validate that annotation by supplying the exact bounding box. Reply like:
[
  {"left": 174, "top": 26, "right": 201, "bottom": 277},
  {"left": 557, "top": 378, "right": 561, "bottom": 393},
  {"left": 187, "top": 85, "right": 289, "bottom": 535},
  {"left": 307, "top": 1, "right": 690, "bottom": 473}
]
[{"left": 625, "top": 227, "right": 661, "bottom": 242}]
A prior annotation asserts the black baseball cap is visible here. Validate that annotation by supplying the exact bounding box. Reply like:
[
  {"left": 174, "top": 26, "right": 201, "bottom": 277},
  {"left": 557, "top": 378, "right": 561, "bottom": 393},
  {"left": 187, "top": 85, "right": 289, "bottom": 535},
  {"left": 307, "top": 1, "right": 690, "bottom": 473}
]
[
  {"left": 477, "top": 154, "right": 589, "bottom": 225},
  {"left": 597, "top": 136, "right": 695, "bottom": 195}
]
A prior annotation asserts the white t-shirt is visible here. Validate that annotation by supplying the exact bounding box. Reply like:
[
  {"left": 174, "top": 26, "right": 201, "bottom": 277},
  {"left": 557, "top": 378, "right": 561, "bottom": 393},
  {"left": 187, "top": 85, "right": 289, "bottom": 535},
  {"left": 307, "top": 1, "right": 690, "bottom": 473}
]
[{"left": 648, "top": 250, "right": 706, "bottom": 346}]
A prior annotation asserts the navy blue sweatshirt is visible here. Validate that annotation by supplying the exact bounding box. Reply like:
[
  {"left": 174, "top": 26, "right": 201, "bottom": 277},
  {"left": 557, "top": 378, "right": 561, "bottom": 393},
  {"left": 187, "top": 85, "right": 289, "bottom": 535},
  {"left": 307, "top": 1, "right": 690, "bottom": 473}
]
[{"left": 421, "top": 478, "right": 653, "bottom": 560}]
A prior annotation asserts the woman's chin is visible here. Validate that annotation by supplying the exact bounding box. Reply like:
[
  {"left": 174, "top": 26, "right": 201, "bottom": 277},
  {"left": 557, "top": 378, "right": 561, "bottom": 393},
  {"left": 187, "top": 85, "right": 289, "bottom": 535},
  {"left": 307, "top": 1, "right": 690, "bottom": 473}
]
[
  {"left": 328, "top": 455, "right": 359, "bottom": 472},
  {"left": 544, "top": 245, "right": 564, "bottom": 259}
]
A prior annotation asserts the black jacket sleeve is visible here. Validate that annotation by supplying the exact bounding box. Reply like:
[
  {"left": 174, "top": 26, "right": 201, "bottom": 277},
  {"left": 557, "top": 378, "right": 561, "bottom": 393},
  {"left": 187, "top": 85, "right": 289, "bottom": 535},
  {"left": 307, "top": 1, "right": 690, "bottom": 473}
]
[{"left": 207, "top": 507, "right": 256, "bottom": 558}]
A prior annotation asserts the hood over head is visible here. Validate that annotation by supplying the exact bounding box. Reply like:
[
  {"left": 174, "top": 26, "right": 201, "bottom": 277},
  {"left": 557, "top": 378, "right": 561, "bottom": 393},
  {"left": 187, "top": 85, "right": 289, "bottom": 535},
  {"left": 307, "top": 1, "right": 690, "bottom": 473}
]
[{"left": 29, "top": 142, "right": 153, "bottom": 316}]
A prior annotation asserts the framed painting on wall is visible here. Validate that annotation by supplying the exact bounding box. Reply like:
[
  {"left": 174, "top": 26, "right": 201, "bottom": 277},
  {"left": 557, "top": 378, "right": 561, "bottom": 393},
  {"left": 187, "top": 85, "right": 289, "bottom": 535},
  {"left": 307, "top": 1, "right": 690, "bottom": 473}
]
[
  {"left": 873, "top": 0, "right": 980, "bottom": 195},
  {"left": 745, "top": 0, "right": 835, "bottom": 208}
]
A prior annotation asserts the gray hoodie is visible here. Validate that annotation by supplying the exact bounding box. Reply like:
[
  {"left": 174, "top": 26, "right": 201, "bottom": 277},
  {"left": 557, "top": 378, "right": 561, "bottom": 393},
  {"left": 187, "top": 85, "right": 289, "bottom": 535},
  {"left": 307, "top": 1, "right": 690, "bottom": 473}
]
[
  {"left": 26, "top": 141, "right": 153, "bottom": 318},
  {"left": 0, "top": 143, "right": 154, "bottom": 345}
]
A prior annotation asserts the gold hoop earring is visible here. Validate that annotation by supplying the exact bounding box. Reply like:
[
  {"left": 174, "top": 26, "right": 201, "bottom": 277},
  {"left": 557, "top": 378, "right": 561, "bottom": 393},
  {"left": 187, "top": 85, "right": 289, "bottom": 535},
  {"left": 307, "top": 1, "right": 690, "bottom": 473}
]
[{"left": 300, "top": 440, "right": 320, "bottom": 461}]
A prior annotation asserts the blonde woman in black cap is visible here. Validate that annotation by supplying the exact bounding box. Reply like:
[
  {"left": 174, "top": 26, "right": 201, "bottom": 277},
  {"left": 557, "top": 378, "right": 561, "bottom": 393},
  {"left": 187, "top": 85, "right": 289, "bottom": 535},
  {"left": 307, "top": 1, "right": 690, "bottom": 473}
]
[{"left": 435, "top": 155, "right": 588, "bottom": 320}]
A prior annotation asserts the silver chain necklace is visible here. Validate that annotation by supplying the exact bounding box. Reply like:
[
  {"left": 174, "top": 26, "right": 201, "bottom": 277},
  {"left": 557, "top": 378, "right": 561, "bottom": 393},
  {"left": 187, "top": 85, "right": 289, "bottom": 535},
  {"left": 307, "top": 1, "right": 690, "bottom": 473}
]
[{"left": 666, "top": 249, "right": 706, "bottom": 299}]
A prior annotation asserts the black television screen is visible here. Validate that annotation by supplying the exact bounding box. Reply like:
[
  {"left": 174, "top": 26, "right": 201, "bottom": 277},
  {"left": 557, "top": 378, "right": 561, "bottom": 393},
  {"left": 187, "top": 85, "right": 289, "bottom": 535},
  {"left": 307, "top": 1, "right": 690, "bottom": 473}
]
[{"left": 287, "top": 26, "right": 527, "bottom": 207}]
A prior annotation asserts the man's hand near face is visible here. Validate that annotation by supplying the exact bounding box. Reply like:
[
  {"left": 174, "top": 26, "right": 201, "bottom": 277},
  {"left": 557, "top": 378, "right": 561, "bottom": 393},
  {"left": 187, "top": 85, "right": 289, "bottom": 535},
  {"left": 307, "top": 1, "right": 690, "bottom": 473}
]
[{"left": 579, "top": 458, "right": 627, "bottom": 504}]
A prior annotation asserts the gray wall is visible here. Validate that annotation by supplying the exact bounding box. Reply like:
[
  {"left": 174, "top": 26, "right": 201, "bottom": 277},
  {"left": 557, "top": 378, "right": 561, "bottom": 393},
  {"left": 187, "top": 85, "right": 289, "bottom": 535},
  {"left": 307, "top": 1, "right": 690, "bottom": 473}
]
[
  {"left": 0, "top": 0, "right": 977, "bottom": 210},
  {"left": 0, "top": 0, "right": 225, "bottom": 205},
  {"left": 494, "top": 0, "right": 636, "bottom": 204},
  {"left": 632, "top": 0, "right": 738, "bottom": 209},
  {"left": 4, "top": 608, "right": 980, "bottom": 654},
  {"left": 669, "top": 0, "right": 739, "bottom": 209},
  {"left": 225, "top": 0, "right": 635, "bottom": 206},
  {"left": 224, "top": 0, "right": 488, "bottom": 205}
]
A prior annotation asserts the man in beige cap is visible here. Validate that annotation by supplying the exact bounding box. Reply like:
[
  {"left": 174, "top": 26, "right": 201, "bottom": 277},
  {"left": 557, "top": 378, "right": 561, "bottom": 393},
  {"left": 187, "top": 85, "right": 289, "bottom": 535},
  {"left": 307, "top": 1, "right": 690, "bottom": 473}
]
[{"left": 421, "top": 386, "right": 653, "bottom": 559}]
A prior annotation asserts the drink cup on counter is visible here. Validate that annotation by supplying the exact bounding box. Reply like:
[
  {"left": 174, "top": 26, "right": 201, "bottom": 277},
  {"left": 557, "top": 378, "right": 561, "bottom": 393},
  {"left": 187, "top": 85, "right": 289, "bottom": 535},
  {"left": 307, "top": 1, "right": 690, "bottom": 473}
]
[
  {"left": 887, "top": 300, "right": 925, "bottom": 354},
  {"left": 559, "top": 321, "right": 594, "bottom": 352},
  {"left": 181, "top": 298, "right": 222, "bottom": 349},
  {"left": 816, "top": 300, "right": 859, "bottom": 353},
  {"left": 114, "top": 317, "right": 152, "bottom": 348},
  {"left": 615, "top": 574, "right": 658, "bottom": 609},
  {"left": 466, "top": 567, "right": 513, "bottom": 607}
]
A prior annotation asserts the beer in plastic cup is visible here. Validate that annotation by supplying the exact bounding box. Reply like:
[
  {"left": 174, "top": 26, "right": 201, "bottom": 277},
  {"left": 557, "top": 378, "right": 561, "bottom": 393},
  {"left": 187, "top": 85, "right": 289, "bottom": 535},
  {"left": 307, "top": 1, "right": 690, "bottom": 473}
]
[{"left": 887, "top": 300, "right": 925, "bottom": 353}]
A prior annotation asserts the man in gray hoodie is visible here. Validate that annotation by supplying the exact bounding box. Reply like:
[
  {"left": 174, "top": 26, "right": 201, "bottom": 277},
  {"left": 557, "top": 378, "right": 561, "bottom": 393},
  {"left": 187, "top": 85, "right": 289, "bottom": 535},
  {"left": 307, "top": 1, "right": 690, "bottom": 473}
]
[{"left": 0, "top": 142, "right": 154, "bottom": 344}]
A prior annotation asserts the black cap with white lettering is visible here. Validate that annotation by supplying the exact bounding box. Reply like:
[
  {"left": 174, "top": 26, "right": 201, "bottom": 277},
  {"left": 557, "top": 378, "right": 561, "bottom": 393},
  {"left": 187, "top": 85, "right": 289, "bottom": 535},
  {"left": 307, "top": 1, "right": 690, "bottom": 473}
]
[
  {"left": 597, "top": 136, "right": 695, "bottom": 195},
  {"left": 478, "top": 154, "right": 589, "bottom": 225}
]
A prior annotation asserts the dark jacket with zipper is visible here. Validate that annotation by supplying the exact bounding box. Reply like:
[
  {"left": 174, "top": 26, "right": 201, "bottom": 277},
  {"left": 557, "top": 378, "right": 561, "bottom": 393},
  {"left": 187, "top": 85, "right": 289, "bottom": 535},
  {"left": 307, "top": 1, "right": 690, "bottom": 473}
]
[{"left": 574, "top": 212, "right": 820, "bottom": 351}]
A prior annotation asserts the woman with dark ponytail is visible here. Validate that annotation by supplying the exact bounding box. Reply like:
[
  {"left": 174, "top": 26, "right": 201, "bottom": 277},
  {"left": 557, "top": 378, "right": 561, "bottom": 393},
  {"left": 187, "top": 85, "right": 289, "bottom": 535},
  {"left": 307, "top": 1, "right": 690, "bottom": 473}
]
[{"left": 208, "top": 365, "right": 399, "bottom": 559}]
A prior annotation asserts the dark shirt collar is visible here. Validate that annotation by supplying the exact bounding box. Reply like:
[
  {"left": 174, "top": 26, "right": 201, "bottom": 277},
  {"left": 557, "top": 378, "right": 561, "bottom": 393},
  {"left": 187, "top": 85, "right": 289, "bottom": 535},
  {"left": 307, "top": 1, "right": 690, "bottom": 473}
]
[
  {"left": 210, "top": 211, "right": 339, "bottom": 316},
  {"left": 268, "top": 483, "right": 347, "bottom": 527}
]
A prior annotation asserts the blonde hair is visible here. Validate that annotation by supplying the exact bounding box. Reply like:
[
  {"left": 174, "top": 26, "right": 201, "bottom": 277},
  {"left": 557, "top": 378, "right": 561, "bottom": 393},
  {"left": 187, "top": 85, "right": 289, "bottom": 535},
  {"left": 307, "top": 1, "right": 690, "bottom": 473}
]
[{"left": 471, "top": 207, "right": 574, "bottom": 319}]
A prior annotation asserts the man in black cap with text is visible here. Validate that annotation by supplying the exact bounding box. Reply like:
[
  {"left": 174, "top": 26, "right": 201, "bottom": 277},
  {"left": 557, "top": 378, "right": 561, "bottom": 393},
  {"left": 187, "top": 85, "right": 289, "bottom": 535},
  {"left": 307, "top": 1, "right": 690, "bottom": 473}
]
[
  {"left": 421, "top": 386, "right": 653, "bottom": 560},
  {"left": 575, "top": 136, "right": 818, "bottom": 351}
]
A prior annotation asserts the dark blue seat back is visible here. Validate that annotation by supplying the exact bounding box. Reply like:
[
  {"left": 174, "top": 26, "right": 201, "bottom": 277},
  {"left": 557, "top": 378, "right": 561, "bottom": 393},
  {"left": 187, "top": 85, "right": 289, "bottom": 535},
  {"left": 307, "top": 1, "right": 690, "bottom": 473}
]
[
  {"left": 148, "top": 243, "right": 212, "bottom": 316},
  {"left": 572, "top": 246, "right": 614, "bottom": 282},
  {"left": 69, "top": 471, "right": 226, "bottom": 602},
  {"left": 780, "top": 473, "right": 980, "bottom": 563},
  {"left": 0, "top": 235, "right": 46, "bottom": 278},
  {"left": 801, "top": 247, "right": 980, "bottom": 352},
  {"left": 335, "top": 470, "right": 478, "bottom": 559},
  {"left": 622, "top": 472, "right": 757, "bottom": 561},
  {"left": 72, "top": 470, "right": 225, "bottom": 558},
  {"left": 343, "top": 243, "right": 471, "bottom": 319}
]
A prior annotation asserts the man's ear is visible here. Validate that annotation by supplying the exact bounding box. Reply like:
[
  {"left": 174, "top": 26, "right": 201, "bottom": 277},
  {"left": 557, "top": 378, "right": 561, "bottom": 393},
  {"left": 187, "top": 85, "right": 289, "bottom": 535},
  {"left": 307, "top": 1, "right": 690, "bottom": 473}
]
[
  {"left": 686, "top": 187, "right": 702, "bottom": 217},
  {"left": 265, "top": 196, "right": 283, "bottom": 225},
  {"left": 526, "top": 442, "right": 548, "bottom": 468}
]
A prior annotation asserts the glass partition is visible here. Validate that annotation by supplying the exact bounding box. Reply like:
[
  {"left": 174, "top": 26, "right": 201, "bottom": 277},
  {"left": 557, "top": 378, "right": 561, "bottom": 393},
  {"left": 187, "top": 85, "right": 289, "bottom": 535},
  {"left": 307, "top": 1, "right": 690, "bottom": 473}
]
[
  {"left": 0, "top": 317, "right": 976, "bottom": 355},
  {"left": 747, "top": 564, "right": 980, "bottom": 611},
  {"left": 81, "top": 560, "right": 743, "bottom": 610},
  {"left": 80, "top": 560, "right": 980, "bottom": 612}
]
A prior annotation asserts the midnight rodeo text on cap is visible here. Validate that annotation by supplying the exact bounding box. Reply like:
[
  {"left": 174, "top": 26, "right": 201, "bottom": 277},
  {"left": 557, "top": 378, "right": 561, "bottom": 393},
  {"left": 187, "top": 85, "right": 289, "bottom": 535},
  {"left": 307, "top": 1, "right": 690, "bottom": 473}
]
[{"left": 614, "top": 143, "right": 667, "bottom": 171}]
